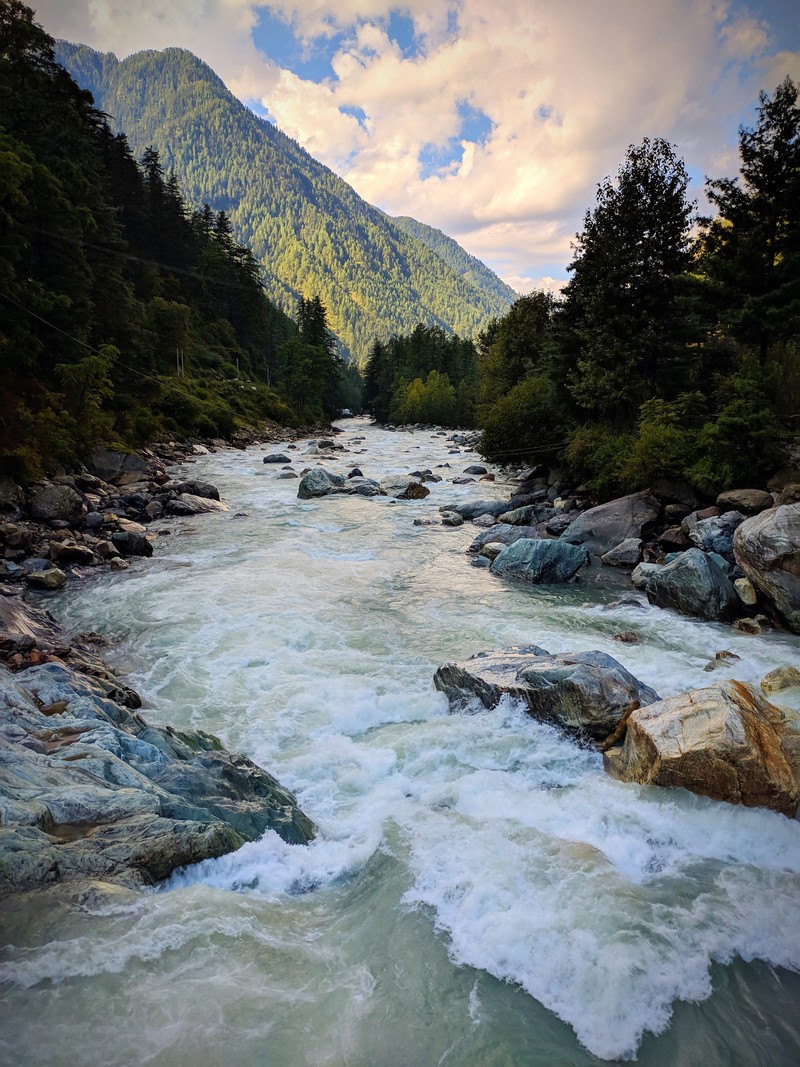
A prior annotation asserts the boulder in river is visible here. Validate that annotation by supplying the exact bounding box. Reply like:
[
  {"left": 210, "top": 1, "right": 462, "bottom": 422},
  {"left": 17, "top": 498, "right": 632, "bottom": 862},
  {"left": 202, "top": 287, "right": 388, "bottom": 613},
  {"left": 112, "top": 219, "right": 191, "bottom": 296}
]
[
  {"left": 716, "top": 488, "right": 773, "bottom": 514},
  {"left": 490, "top": 538, "right": 588, "bottom": 584},
  {"left": 688, "top": 511, "right": 746, "bottom": 562},
  {"left": 0, "top": 661, "right": 315, "bottom": 895},
  {"left": 559, "top": 491, "right": 660, "bottom": 557},
  {"left": 439, "top": 499, "right": 510, "bottom": 521},
  {"left": 645, "top": 548, "right": 738, "bottom": 621},
  {"left": 601, "top": 538, "right": 643, "bottom": 567},
  {"left": 733, "top": 503, "right": 800, "bottom": 633},
  {"left": 434, "top": 645, "right": 659, "bottom": 740},
  {"left": 467, "top": 523, "right": 542, "bottom": 553},
  {"left": 603, "top": 680, "right": 800, "bottom": 816},
  {"left": 379, "top": 475, "right": 430, "bottom": 500},
  {"left": 498, "top": 504, "right": 553, "bottom": 526},
  {"left": 297, "top": 468, "right": 346, "bottom": 499},
  {"left": 166, "top": 493, "right": 230, "bottom": 516},
  {"left": 111, "top": 530, "right": 153, "bottom": 558}
]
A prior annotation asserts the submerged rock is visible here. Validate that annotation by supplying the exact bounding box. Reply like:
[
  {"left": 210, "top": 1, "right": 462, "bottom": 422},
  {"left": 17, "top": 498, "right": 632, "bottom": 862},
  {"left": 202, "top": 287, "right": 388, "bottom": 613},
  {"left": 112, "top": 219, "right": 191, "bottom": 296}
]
[
  {"left": 603, "top": 680, "right": 800, "bottom": 816},
  {"left": 379, "top": 475, "right": 430, "bottom": 499},
  {"left": 434, "top": 645, "right": 659, "bottom": 740}
]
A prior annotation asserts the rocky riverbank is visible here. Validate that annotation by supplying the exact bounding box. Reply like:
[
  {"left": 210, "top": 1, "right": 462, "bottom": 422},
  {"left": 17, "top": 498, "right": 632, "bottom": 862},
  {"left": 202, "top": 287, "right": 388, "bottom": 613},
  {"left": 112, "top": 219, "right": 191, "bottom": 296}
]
[{"left": 0, "top": 423, "right": 330, "bottom": 899}]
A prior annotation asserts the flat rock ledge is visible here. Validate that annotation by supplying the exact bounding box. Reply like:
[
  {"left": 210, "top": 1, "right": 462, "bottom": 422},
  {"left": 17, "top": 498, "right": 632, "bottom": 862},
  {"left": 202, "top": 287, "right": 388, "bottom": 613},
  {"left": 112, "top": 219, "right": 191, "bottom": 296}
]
[
  {"left": 433, "top": 645, "right": 659, "bottom": 741},
  {"left": 604, "top": 680, "right": 800, "bottom": 816},
  {"left": 0, "top": 631, "right": 315, "bottom": 897}
]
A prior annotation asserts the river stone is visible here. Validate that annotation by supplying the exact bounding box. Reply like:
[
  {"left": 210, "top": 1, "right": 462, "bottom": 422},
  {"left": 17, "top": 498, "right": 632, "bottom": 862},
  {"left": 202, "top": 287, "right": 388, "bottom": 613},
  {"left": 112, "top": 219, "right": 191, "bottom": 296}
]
[
  {"left": 0, "top": 477, "right": 24, "bottom": 512},
  {"left": 733, "top": 504, "right": 800, "bottom": 633},
  {"left": 490, "top": 539, "right": 589, "bottom": 584},
  {"left": 24, "top": 566, "right": 67, "bottom": 590},
  {"left": 379, "top": 476, "right": 430, "bottom": 499},
  {"left": 467, "top": 523, "right": 542, "bottom": 553},
  {"left": 645, "top": 548, "right": 738, "bottom": 621},
  {"left": 716, "top": 488, "right": 773, "bottom": 514},
  {"left": 463, "top": 465, "right": 487, "bottom": 475},
  {"left": 559, "top": 491, "right": 660, "bottom": 558},
  {"left": 688, "top": 511, "right": 746, "bottom": 562},
  {"left": 166, "top": 493, "right": 230, "bottom": 516},
  {"left": 111, "top": 531, "right": 153, "bottom": 558},
  {"left": 169, "top": 480, "right": 221, "bottom": 501},
  {"left": 734, "top": 577, "right": 758, "bottom": 606},
  {"left": 434, "top": 645, "right": 659, "bottom": 740},
  {"left": 441, "top": 511, "right": 464, "bottom": 527},
  {"left": 28, "top": 485, "right": 86, "bottom": 525},
  {"left": 263, "top": 453, "right": 291, "bottom": 464},
  {"left": 760, "top": 666, "right": 800, "bottom": 694},
  {"left": 342, "top": 477, "right": 382, "bottom": 497},
  {"left": 439, "top": 499, "right": 509, "bottom": 520},
  {"left": 297, "top": 468, "right": 345, "bottom": 499},
  {"left": 86, "top": 449, "right": 148, "bottom": 486},
  {"left": 479, "top": 542, "right": 505, "bottom": 561},
  {"left": 601, "top": 538, "right": 643, "bottom": 567},
  {"left": 498, "top": 504, "right": 552, "bottom": 526},
  {"left": 603, "top": 681, "right": 799, "bottom": 816}
]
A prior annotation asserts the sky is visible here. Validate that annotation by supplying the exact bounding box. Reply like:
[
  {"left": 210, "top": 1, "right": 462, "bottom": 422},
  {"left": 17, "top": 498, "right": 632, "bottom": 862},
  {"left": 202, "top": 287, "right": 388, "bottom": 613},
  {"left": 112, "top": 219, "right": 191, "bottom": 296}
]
[{"left": 34, "top": 0, "right": 800, "bottom": 295}]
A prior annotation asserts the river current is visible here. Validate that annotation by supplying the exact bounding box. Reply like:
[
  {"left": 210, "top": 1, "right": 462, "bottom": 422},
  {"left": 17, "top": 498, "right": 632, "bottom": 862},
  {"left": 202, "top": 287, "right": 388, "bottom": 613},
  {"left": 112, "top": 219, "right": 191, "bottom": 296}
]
[{"left": 2, "top": 418, "right": 800, "bottom": 1066}]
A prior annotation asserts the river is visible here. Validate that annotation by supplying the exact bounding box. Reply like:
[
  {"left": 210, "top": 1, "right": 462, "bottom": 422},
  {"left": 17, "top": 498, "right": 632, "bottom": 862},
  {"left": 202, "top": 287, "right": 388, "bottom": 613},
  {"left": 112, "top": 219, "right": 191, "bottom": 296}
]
[{"left": 2, "top": 418, "right": 800, "bottom": 1066}]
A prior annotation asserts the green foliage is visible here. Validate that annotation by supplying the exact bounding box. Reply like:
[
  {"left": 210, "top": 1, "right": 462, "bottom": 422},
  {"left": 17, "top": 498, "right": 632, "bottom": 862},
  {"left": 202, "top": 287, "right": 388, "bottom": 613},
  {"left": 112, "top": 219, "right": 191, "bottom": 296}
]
[
  {"left": 55, "top": 41, "right": 514, "bottom": 365},
  {"left": 364, "top": 324, "right": 478, "bottom": 426},
  {"left": 0, "top": 1, "right": 309, "bottom": 475},
  {"left": 480, "top": 376, "right": 566, "bottom": 467}
]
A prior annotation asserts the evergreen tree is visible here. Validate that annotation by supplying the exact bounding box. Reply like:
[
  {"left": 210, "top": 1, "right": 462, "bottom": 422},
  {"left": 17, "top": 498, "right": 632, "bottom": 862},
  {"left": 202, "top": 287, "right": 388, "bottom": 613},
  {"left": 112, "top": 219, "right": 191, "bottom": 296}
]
[{"left": 564, "top": 137, "right": 696, "bottom": 422}]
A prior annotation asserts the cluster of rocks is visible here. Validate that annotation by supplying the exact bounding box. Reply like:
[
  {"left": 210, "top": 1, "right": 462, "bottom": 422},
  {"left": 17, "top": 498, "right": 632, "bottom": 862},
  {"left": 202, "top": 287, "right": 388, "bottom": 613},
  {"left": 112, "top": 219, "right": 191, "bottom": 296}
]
[
  {"left": 0, "top": 598, "right": 314, "bottom": 899},
  {"left": 440, "top": 465, "right": 800, "bottom": 634},
  {"left": 434, "top": 643, "right": 800, "bottom": 817},
  {"left": 0, "top": 443, "right": 232, "bottom": 597}
]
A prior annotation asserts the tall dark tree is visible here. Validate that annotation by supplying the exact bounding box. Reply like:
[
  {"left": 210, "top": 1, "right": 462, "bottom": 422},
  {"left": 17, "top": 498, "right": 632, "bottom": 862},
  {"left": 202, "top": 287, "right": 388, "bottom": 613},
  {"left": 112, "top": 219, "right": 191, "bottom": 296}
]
[
  {"left": 700, "top": 77, "right": 800, "bottom": 360},
  {"left": 564, "top": 137, "right": 696, "bottom": 421}
]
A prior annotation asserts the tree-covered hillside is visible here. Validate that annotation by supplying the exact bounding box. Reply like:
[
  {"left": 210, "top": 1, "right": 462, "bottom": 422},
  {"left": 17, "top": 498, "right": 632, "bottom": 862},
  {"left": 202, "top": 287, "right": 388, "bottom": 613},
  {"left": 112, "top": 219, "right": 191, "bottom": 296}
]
[
  {"left": 54, "top": 42, "right": 514, "bottom": 364},
  {"left": 390, "top": 215, "right": 519, "bottom": 308},
  {"left": 0, "top": 1, "right": 350, "bottom": 477}
]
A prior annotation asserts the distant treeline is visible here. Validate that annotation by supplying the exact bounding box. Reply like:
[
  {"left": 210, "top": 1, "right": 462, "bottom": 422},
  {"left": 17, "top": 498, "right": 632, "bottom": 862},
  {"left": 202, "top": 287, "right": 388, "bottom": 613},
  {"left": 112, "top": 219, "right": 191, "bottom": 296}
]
[
  {"left": 367, "top": 80, "right": 799, "bottom": 497},
  {"left": 0, "top": 1, "right": 358, "bottom": 477}
]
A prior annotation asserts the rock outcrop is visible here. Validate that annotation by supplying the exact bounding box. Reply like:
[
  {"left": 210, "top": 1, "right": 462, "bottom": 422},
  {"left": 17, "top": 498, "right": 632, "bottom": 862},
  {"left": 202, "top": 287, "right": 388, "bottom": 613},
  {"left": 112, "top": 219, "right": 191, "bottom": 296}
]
[
  {"left": 434, "top": 645, "right": 659, "bottom": 740},
  {"left": 603, "top": 681, "right": 800, "bottom": 816},
  {"left": 733, "top": 504, "right": 800, "bottom": 633},
  {"left": 559, "top": 491, "right": 660, "bottom": 558},
  {"left": 0, "top": 602, "right": 314, "bottom": 896}
]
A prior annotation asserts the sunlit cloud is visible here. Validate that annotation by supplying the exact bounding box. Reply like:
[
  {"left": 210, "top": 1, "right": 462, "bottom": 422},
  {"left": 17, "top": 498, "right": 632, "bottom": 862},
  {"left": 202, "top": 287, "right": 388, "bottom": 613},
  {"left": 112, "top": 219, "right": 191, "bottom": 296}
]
[{"left": 33, "top": 0, "right": 800, "bottom": 293}]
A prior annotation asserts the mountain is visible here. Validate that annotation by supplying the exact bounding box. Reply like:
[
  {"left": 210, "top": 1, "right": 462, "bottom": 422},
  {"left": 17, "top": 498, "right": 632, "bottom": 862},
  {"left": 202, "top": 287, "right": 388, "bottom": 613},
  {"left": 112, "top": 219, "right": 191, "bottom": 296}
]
[
  {"left": 55, "top": 43, "right": 515, "bottom": 363},
  {"left": 390, "top": 216, "right": 518, "bottom": 308}
]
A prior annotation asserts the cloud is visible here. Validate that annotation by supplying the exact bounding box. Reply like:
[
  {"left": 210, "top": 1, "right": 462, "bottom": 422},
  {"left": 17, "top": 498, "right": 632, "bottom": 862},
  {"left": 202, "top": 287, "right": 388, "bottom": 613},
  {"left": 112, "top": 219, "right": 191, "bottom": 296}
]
[{"left": 33, "top": 0, "right": 800, "bottom": 292}]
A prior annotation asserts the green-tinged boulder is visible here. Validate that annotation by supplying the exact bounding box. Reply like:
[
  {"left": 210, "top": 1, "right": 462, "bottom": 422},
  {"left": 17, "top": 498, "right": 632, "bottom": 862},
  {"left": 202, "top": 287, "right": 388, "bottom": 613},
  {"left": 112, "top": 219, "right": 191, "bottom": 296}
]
[
  {"left": 490, "top": 538, "right": 588, "bottom": 584},
  {"left": 645, "top": 548, "right": 738, "bottom": 621}
]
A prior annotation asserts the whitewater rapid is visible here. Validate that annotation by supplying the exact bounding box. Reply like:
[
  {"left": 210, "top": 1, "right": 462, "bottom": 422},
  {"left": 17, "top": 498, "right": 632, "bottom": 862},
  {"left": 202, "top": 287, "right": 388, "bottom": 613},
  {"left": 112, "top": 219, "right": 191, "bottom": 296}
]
[{"left": 2, "top": 419, "right": 800, "bottom": 1066}]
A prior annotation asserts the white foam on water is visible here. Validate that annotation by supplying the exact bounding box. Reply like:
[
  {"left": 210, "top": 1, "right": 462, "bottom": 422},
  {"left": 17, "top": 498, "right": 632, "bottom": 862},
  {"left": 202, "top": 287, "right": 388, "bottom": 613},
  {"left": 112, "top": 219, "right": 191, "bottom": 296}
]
[{"left": 44, "top": 420, "right": 800, "bottom": 1063}]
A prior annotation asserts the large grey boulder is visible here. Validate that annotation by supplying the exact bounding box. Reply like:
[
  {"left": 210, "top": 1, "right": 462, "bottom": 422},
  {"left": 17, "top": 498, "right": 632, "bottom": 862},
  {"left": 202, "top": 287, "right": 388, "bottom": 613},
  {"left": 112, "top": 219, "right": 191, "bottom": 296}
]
[
  {"left": 168, "top": 480, "right": 221, "bottom": 501},
  {"left": 434, "top": 645, "right": 659, "bottom": 740},
  {"left": 645, "top": 548, "right": 738, "bottom": 621},
  {"left": 603, "top": 681, "right": 799, "bottom": 816},
  {"left": 688, "top": 511, "right": 746, "bottom": 562},
  {"left": 601, "top": 538, "right": 643, "bottom": 567},
  {"left": 28, "top": 485, "right": 86, "bottom": 525},
  {"left": 297, "top": 468, "right": 346, "bottom": 499},
  {"left": 0, "top": 662, "right": 315, "bottom": 895},
  {"left": 85, "top": 449, "right": 148, "bottom": 486},
  {"left": 559, "top": 491, "right": 660, "bottom": 557},
  {"left": 490, "top": 538, "right": 588, "bottom": 584},
  {"left": 733, "top": 504, "right": 800, "bottom": 633}
]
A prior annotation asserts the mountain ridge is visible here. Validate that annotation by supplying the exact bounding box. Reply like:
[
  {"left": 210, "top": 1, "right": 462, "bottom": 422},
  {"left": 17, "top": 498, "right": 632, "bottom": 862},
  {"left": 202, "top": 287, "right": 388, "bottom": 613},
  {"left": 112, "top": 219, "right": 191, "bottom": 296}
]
[{"left": 55, "top": 41, "right": 515, "bottom": 363}]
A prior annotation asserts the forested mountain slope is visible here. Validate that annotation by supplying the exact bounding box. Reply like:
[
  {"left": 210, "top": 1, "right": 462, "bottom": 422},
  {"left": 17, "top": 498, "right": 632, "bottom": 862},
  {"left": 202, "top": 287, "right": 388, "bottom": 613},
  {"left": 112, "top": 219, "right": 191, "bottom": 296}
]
[
  {"left": 390, "top": 215, "right": 518, "bottom": 308},
  {"left": 56, "top": 42, "right": 514, "bottom": 363}
]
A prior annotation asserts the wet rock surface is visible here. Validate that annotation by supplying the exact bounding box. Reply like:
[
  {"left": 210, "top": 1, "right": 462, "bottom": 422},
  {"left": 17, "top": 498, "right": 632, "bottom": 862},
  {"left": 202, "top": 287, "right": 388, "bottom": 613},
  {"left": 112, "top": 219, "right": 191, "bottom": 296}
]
[{"left": 434, "top": 645, "right": 659, "bottom": 740}]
